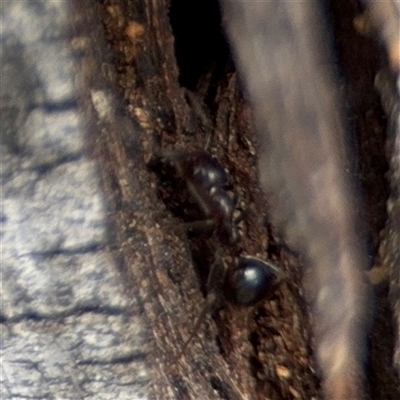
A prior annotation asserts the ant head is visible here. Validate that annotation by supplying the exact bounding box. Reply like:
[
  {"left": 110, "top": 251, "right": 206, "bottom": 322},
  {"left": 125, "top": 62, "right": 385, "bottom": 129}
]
[{"left": 223, "top": 256, "right": 283, "bottom": 306}]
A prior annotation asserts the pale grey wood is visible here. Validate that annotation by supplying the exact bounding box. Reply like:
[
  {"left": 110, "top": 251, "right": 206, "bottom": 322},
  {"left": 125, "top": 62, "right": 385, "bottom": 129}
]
[{"left": 1, "top": 2, "right": 150, "bottom": 399}]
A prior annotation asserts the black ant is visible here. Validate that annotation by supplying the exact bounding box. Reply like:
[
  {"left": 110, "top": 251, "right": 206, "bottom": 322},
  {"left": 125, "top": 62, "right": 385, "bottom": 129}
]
[{"left": 152, "top": 144, "right": 284, "bottom": 360}]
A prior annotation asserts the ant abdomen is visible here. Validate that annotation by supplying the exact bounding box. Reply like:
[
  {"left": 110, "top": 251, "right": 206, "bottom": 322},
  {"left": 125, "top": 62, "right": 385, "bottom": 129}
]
[{"left": 223, "top": 256, "right": 283, "bottom": 306}]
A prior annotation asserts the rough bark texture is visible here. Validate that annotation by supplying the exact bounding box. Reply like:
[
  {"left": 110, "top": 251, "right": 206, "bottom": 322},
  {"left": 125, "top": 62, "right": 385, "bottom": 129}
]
[{"left": 1, "top": 1, "right": 399, "bottom": 400}]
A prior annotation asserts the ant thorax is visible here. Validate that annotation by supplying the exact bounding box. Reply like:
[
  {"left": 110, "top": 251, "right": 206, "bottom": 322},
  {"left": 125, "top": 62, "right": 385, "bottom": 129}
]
[{"left": 163, "top": 149, "right": 239, "bottom": 245}]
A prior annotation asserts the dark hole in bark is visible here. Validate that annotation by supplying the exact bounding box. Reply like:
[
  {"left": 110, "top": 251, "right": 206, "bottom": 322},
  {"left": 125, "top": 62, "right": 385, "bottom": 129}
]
[{"left": 169, "top": 0, "right": 230, "bottom": 90}]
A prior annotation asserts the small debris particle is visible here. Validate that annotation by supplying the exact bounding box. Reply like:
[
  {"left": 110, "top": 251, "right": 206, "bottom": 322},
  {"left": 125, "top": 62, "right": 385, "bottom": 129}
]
[{"left": 276, "top": 365, "right": 291, "bottom": 379}]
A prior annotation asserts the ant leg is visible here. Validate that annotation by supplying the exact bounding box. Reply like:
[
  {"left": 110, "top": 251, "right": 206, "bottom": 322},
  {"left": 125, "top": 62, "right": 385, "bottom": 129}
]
[
  {"left": 184, "top": 218, "right": 215, "bottom": 236},
  {"left": 147, "top": 133, "right": 166, "bottom": 166},
  {"left": 205, "top": 247, "right": 226, "bottom": 294},
  {"left": 230, "top": 190, "right": 241, "bottom": 224},
  {"left": 233, "top": 208, "right": 247, "bottom": 225},
  {"left": 184, "top": 89, "right": 213, "bottom": 137},
  {"left": 167, "top": 292, "right": 219, "bottom": 369},
  {"left": 167, "top": 251, "right": 224, "bottom": 368},
  {"left": 150, "top": 145, "right": 181, "bottom": 165},
  {"left": 204, "top": 131, "right": 213, "bottom": 152},
  {"left": 168, "top": 218, "right": 215, "bottom": 245},
  {"left": 147, "top": 130, "right": 185, "bottom": 166}
]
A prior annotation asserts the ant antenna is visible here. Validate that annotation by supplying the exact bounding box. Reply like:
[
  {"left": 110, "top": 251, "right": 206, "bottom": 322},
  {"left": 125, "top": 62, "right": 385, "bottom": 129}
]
[
  {"left": 167, "top": 292, "right": 219, "bottom": 369},
  {"left": 204, "top": 131, "right": 213, "bottom": 152}
]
